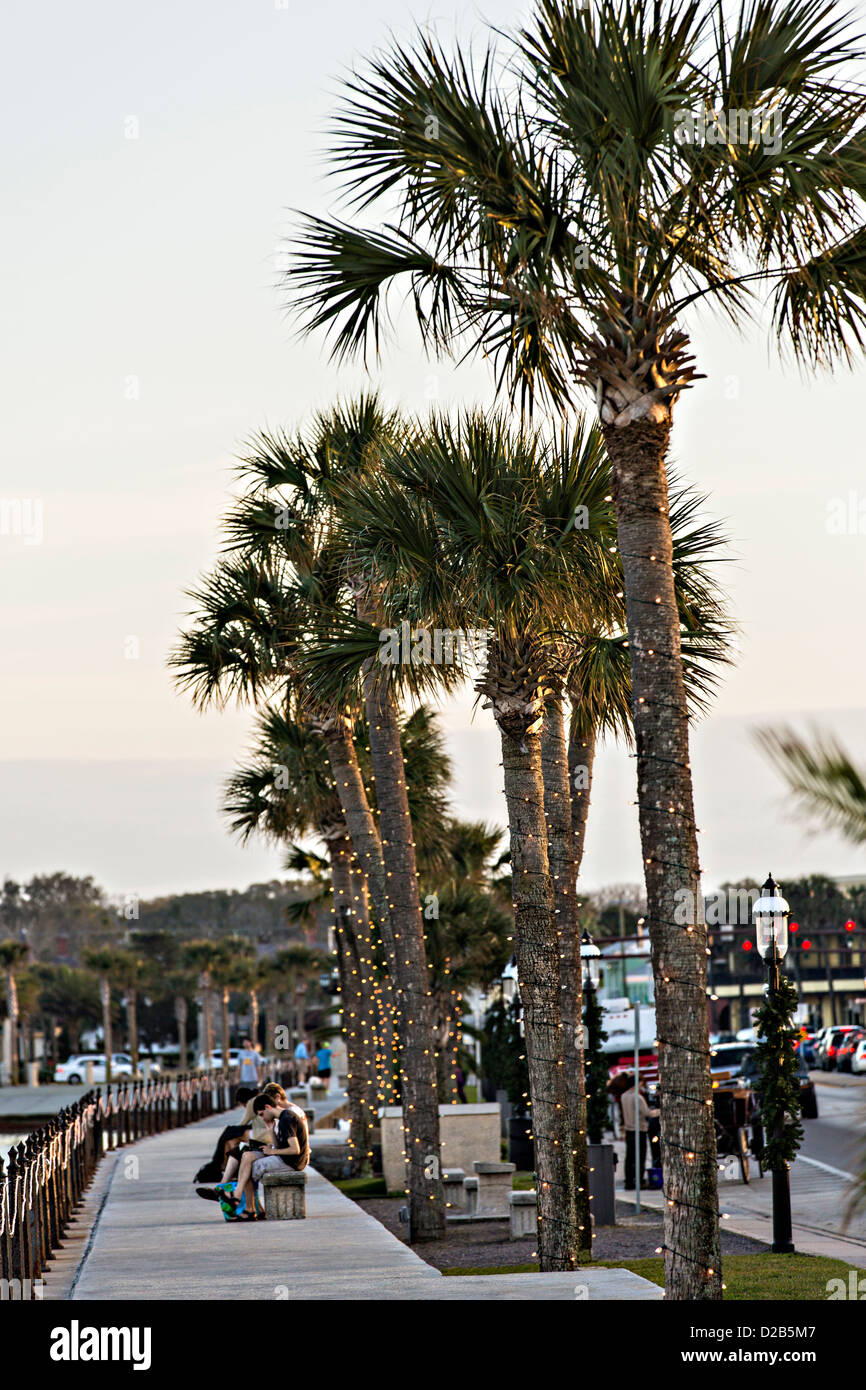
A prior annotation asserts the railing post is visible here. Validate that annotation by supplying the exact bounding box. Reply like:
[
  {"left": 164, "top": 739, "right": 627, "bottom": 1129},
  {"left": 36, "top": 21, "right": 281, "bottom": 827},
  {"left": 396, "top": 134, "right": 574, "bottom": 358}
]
[
  {"left": 0, "top": 1156, "right": 13, "bottom": 1289},
  {"left": 11, "top": 1145, "right": 32, "bottom": 1286},
  {"left": 24, "top": 1134, "right": 43, "bottom": 1282}
]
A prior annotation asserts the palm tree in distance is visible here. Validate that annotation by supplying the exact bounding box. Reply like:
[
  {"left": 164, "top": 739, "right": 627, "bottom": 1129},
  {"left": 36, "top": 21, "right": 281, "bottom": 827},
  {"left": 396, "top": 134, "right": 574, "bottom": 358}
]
[
  {"left": 284, "top": 0, "right": 866, "bottom": 1292},
  {"left": 180, "top": 940, "right": 225, "bottom": 1071},
  {"left": 82, "top": 946, "right": 126, "bottom": 1086}
]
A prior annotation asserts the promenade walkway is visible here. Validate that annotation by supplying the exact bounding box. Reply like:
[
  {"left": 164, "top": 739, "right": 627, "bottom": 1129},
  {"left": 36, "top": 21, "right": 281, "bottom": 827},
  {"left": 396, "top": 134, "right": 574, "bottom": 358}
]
[{"left": 65, "top": 1105, "right": 661, "bottom": 1301}]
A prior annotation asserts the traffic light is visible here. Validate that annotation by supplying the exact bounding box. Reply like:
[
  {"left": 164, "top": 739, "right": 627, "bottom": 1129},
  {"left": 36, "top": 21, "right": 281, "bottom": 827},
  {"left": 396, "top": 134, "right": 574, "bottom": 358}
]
[
  {"left": 800, "top": 938, "right": 812, "bottom": 952},
  {"left": 742, "top": 938, "right": 753, "bottom": 952},
  {"left": 845, "top": 919, "right": 856, "bottom": 932}
]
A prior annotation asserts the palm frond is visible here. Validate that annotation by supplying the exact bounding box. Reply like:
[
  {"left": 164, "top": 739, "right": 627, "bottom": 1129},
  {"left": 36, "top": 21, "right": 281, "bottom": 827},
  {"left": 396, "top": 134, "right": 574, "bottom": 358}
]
[{"left": 757, "top": 727, "right": 866, "bottom": 844}]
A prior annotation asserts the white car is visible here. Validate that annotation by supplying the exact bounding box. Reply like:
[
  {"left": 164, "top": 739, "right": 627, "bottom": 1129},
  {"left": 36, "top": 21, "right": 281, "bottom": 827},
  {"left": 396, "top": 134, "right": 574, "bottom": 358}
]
[
  {"left": 851, "top": 1038, "right": 866, "bottom": 1075},
  {"left": 53, "top": 1053, "right": 148, "bottom": 1084},
  {"left": 196, "top": 1049, "right": 243, "bottom": 1071}
]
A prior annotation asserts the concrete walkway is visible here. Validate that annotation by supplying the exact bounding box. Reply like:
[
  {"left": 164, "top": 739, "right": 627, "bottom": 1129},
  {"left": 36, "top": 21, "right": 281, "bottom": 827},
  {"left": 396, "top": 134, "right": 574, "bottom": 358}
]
[{"left": 67, "top": 1108, "right": 660, "bottom": 1301}]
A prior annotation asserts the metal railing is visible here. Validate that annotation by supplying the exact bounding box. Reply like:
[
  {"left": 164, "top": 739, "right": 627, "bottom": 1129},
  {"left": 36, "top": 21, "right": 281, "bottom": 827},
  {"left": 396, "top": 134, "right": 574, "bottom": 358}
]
[{"left": 0, "top": 1067, "right": 273, "bottom": 1299}]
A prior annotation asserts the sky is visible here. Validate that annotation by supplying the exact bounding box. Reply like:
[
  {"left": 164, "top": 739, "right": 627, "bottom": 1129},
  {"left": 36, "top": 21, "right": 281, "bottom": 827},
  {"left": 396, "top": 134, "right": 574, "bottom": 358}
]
[{"left": 2, "top": 0, "right": 866, "bottom": 900}]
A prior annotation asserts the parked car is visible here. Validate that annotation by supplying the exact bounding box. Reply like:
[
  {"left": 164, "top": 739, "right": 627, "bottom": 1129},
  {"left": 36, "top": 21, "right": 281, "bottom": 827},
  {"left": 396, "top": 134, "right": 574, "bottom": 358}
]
[
  {"left": 196, "top": 1049, "right": 242, "bottom": 1071},
  {"left": 713, "top": 1042, "right": 819, "bottom": 1118},
  {"left": 816, "top": 1025, "right": 861, "bottom": 1071},
  {"left": 710, "top": 1042, "right": 760, "bottom": 1077},
  {"left": 835, "top": 1029, "right": 866, "bottom": 1072},
  {"left": 851, "top": 1038, "right": 866, "bottom": 1075},
  {"left": 53, "top": 1053, "right": 156, "bottom": 1084},
  {"left": 795, "top": 1032, "right": 818, "bottom": 1068}
]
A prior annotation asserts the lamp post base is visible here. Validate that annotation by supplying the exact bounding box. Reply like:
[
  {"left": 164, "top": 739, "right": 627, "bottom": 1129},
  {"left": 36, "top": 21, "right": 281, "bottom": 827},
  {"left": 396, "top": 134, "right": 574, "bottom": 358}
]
[{"left": 771, "top": 1166, "right": 795, "bottom": 1254}]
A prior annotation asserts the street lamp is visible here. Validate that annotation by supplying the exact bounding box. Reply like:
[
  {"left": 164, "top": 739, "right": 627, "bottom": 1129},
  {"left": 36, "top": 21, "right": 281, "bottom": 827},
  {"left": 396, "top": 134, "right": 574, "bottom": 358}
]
[
  {"left": 753, "top": 873, "right": 796, "bottom": 1254},
  {"left": 501, "top": 954, "right": 518, "bottom": 1005},
  {"left": 580, "top": 929, "right": 601, "bottom": 992}
]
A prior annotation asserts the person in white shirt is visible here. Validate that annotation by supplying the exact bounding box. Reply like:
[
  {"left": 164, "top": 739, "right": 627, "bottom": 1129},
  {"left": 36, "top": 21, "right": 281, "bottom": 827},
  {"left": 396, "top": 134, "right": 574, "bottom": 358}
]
[{"left": 620, "top": 1075, "right": 659, "bottom": 1189}]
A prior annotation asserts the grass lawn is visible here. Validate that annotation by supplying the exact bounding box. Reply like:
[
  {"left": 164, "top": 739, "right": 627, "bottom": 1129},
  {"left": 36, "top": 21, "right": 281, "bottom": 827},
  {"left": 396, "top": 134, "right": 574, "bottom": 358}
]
[
  {"left": 333, "top": 1176, "right": 388, "bottom": 1198},
  {"left": 444, "top": 1253, "right": 856, "bottom": 1299},
  {"left": 512, "top": 1171, "right": 535, "bottom": 1190}
]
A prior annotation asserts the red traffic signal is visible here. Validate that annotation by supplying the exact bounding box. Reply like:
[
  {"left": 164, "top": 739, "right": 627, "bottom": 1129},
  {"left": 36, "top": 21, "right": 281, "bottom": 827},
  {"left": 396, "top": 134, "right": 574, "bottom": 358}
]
[
  {"left": 845, "top": 920, "right": 856, "bottom": 932},
  {"left": 800, "top": 938, "right": 812, "bottom": 951},
  {"left": 789, "top": 921, "right": 799, "bottom": 932},
  {"left": 742, "top": 939, "right": 753, "bottom": 951}
]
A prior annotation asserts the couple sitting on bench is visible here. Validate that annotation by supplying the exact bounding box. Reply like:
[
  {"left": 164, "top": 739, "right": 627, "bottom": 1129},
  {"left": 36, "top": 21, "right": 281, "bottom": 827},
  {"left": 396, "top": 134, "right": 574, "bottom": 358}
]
[{"left": 196, "top": 1082, "right": 310, "bottom": 1222}]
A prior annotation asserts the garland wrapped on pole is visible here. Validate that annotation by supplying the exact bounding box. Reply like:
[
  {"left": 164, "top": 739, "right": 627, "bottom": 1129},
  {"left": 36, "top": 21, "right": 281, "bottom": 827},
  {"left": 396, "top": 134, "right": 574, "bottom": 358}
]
[{"left": 752, "top": 971, "right": 804, "bottom": 1171}]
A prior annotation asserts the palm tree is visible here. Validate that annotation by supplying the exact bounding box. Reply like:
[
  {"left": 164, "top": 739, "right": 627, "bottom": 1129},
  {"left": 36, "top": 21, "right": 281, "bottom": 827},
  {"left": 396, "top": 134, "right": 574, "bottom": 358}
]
[
  {"left": 0, "top": 941, "right": 29, "bottom": 1084},
  {"left": 308, "top": 408, "right": 615, "bottom": 1268},
  {"left": 235, "top": 399, "right": 450, "bottom": 1238},
  {"left": 289, "top": 0, "right": 866, "bottom": 1297},
  {"left": 211, "top": 938, "right": 255, "bottom": 1077},
  {"left": 180, "top": 940, "right": 225, "bottom": 1070},
  {"left": 82, "top": 946, "right": 126, "bottom": 1085},
  {"left": 34, "top": 964, "right": 101, "bottom": 1059},
  {"left": 174, "top": 400, "right": 450, "bottom": 1239}
]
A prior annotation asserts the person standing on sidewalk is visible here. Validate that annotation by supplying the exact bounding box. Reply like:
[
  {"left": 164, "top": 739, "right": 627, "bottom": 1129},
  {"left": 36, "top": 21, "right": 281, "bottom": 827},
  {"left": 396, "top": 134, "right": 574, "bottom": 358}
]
[
  {"left": 238, "top": 1039, "right": 262, "bottom": 1089},
  {"left": 621, "top": 1074, "right": 659, "bottom": 1189}
]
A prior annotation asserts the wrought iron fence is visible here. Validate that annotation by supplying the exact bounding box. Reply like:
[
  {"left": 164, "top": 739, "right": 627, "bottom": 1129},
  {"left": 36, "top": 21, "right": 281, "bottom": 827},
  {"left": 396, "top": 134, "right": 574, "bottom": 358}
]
[{"left": 0, "top": 1067, "right": 276, "bottom": 1299}]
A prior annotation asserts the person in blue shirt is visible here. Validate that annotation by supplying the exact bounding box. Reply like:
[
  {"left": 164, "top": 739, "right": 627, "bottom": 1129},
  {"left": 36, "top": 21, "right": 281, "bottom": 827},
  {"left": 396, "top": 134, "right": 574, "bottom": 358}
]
[{"left": 315, "top": 1043, "right": 332, "bottom": 1080}]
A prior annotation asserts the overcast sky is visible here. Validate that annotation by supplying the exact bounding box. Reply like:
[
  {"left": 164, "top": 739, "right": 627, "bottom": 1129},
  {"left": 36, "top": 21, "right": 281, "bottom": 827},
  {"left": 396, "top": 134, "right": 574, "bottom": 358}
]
[{"left": 3, "top": 0, "right": 866, "bottom": 901}]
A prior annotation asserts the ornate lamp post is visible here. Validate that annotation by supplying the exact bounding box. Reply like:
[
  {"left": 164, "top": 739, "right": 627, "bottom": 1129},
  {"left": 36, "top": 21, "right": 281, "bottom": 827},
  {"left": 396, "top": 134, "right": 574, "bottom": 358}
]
[
  {"left": 500, "top": 954, "right": 518, "bottom": 1005},
  {"left": 580, "top": 929, "right": 601, "bottom": 993},
  {"left": 753, "top": 873, "right": 796, "bottom": 1254}
]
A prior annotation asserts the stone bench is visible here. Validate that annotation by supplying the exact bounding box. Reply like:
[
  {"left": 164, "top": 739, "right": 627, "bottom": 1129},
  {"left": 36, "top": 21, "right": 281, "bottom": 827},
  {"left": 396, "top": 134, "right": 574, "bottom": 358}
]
[
  {"left": 261, "top": 1170, "right": 307, "bottom": 1220},
  {"left": 442, "top": 1167, "right": 466, "bottom": 1211},
  {"left": 509, "top": 1190, "right": 537, "bottom": 1238},
  {"left": 473, "top": 1160, "right": 516, "bottom": 1217}
]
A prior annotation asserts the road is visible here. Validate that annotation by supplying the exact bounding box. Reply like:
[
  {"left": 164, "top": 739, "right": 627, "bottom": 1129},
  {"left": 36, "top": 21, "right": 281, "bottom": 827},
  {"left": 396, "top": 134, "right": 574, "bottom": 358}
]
[{"left": 800, "top": 1074, "right": 866, "bottom": 1177}]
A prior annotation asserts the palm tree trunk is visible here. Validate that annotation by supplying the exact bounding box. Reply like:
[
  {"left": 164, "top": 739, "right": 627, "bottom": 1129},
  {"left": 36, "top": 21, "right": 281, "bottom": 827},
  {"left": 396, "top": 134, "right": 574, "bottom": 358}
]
[
  {"left": 6, "top": 972, "right": 19, "bottom": 1086},
  {"left": 358, "top": 655, "right": 444, "bottom": 1240},
  {"left": 330, "top": 832, "right": 373, "bottom": 1177},
  {"left": 318, "top": 708, "right": 443, "bottom": 1239},
  {"left": 199, "top": 972, "right": 213, "bottom": 1069},
  {"left": 602, "top": 415, "right": 720, "bottom": 1300},
  {"left": 542, "top": 696, "right": 592, "bottom": 1261},
  {"left": 174, "top": 996, "right": 188, "bottom": 1071},
  {"left": 500, "top": 725, "right": 577, "bottom": 1270},
  {"left": 568, "top": 726, "right": 597, "bottom": 881},
  {"left": 127, "top": 987, "right": 139, "bottom": 1075},
  {"left": 100, "top": 977, "right": 112, "bottom": 1085}
]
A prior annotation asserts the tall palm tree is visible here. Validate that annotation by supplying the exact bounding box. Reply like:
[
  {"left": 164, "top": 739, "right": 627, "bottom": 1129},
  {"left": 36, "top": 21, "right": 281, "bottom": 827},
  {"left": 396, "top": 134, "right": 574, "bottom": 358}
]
[
  {"left": 307, "top": 409, "right": 616, "bottom": 1269},
  {"left": 186, "top": 400, "right": 451, "bottom": 1238},
  {"left": 240, "top": 400, "right": 451, "bottom": 1238},
  {"left": 0, "top": 941, "right": 29, "bottom": 1084},
  {"left": 289, "top": 0, "right": 866, "bottom": 1297}
]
